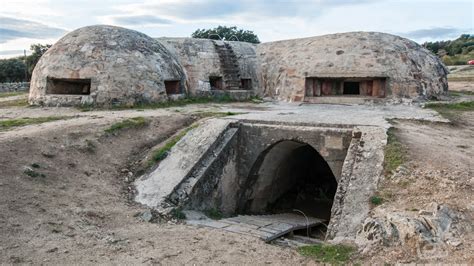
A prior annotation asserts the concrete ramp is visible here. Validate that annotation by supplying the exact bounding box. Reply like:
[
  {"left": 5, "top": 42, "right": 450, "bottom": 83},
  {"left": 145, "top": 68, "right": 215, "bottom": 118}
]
[
  {"left": 186, "top": 212, "right": 325, "bottom": 242},
  {"left": 134, "top": 118, "right": 234, "bottom": 209}
]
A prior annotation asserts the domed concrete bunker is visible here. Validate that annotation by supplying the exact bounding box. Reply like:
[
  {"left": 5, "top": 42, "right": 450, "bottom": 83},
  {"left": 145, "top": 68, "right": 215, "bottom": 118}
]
[{"left": 29, "top": 25, "right": 186, "bottom": 106}]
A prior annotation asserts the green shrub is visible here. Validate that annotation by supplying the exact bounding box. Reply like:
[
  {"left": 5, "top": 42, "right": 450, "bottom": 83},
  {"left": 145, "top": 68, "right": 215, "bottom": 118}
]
[
  {"left": 383, "top": 128, "right": 406, "bottom": 175},
  {"left": 297, "top": 244, "right": 355, "bottom": 264},
  {"left": 170, "top": 208, "right": 186, "bottom": 220},
  {"left": 370, "top": 196, "right": 383, "bottom": 206},
  {"left": 104, "top": 117, "right": 148, "bottom": 134},
  {"left": 204, "top": 208, "right": 223, "bottom": 220},
  {"left": 149, "top": 124, "right": 198, "bottom": 165}
]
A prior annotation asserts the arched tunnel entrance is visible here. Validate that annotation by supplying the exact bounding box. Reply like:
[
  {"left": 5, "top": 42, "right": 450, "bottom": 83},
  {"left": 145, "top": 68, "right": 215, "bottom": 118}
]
[{"left": 238, "top": 140, "right": 338, "bottom": 222}]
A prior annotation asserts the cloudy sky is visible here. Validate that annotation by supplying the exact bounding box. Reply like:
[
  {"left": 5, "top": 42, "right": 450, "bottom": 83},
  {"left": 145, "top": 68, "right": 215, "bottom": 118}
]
[{"left": 0, "top": 0, "right": 472, "bottom": 58}]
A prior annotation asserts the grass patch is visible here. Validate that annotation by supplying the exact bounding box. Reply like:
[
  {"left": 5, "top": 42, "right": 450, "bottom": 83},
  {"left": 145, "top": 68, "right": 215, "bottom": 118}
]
[
  {"left": 0, "top": 98, "right": 28, "bottom": 108},
  {"left": 0, "top": 91, "right": 27, "bottom": 98},
  {"left": 425, "top": 101, "right": 474, "bottom": 111},
  {"left": 104, "top": 117, "right": 148, "bottom": 134},
  {"left": 0, "top": 116, "right": 72, "bottom": 131},
  {"left": 170, "top": 208, "right": 186, "bottom": 220},
  {"left": 148, "top": 124, "right": 198, "bottom": 166},
  {"left": 425, "top": 101, "right": 474, "bottom": 123},
  {"left": 383, "top": 127, "right": 406, "bottom": 176},
  {"left": 297, "top": 244, "right": 355, "bottom": 264},
  {"left": 23, "top": 168, "right": 45, "bottom": 178},
  {"left": 449, "top": 90, "right": 474, "bottom": 97},
  {"left": 204, "top": 208, "right": 223, "bottom": 220},
  {"left": 370, "top": 196, "right": 383, "bottom": 206},
  {"left": 78, "top": 95, "right": 249, "bottom": 112}
]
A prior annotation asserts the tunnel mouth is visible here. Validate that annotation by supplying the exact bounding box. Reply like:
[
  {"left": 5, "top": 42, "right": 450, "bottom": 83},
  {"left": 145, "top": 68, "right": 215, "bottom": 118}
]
[{"left": 239, "top": 140, "right": 338, "bottom": 229}]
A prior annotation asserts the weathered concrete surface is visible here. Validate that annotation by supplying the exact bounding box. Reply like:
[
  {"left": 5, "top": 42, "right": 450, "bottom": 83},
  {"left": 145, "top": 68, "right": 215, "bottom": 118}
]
[
  {"left": 134, "top": 119, "right": 232, "bottom": 209},
  {"left": 327, "top": 126, "right": 386, "bottom": 240},
  {"left": 256, "top": 32, "right": 448, "bottom": 101},
  {"left": 185, "top": 211, "right": 325, "bottom": 242},
  {"left": 226, "top": 101, "right": 448, "bottom": 129},
  {"left": 178, "top": 122, "right": 352, "bottom": 216},
  {"left": 29, "top": 25, "right": 185, "bottom": 106},
  {"left": 157, "top": 38, "right": 259, "bottom": 95}
]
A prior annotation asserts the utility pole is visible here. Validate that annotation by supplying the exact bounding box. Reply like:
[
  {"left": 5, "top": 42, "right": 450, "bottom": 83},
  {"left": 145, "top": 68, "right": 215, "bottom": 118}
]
[{"left": 24, "top": 49, "right": 28, "bottom": 82}]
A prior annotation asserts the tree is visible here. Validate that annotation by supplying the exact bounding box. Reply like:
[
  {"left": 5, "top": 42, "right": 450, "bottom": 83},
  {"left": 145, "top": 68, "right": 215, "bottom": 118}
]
[
  {"left": 0, "top": 58, "right": 27, "bottom": 82},
  {"left": 191, "top": 26, "right": 260, "bottom": 44},
  {"left": 423, "top": 34, "right": 473, "bottom": 56},
  {"left": 26, "top": 43, "right": 52, "bottom": 77},
  {"left": 0, "top": 43, "right": 51, "bottom": 83}
]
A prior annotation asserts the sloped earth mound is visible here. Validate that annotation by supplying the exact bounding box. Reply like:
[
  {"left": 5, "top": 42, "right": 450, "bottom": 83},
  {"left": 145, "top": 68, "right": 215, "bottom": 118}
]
[
  {"left": 356, "top": 112, "right": 474, "bottom": 264},
  {"left": 0, "top": 111, "right": 306, "bottom": 264}
]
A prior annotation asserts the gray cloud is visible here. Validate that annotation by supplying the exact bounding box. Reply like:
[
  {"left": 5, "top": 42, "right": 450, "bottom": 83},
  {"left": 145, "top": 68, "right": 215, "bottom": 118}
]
[
  {"left": 401, "top": 27, "right": 468, "bottom": 39},
  {"left": 0, "top": 16, "right": 66, "bottom": 43},
  {"left": 120, "top": 0, "right": 377, "bottom": 22},
  {"left": 111, "top": 15, "right": 172, "bottom": 26}
]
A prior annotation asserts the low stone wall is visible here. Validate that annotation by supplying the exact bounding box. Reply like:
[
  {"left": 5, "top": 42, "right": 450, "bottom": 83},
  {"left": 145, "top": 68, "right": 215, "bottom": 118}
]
[{"left": 0, "top": 82, "right": 30, "bottom": 93}]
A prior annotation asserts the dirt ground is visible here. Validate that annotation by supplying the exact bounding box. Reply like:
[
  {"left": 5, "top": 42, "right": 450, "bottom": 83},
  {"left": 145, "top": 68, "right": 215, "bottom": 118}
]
[
  {"left": 361, "top": 110, "right": 474, "bottom": 264},
  {"left": 448, "top": 80, "right": 474, "bottom": 92},
  {"left": 0, "top": 104, "right": 313, "bottom": 265},
  {"left": 0, "top": 85, "right": 473, "bottom": 264}
]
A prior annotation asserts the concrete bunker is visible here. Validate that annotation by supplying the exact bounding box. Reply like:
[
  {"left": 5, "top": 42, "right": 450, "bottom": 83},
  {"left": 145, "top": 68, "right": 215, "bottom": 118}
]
[
  {"left": 239, "top": 140, "right": 338, "bottom": 222},
  {"left": 29, "top": 25, "right": 186, "bottom": 106},
  {"left": 46, "top": 77, "right": 91, "bottom": 95},
  {"left": 240, "top": 79, "right": 252, "bottom": 90},
  {"left": 164, "top": 80, "right": 182, "bottom": 95},
  {"left": 135, "top": 119, "right": 386, "bottom": 241},
  {"left": 209, "top": 76, "right": 224, "bottom": 90},
  {"left": 305, "top": 77, "right": 386, "bottom": 98}
]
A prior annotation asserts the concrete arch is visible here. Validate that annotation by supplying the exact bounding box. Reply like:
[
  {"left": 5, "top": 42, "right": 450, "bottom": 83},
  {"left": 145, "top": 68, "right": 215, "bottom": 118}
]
[{"left": 238, "top": 140, "right": 337, "bottom": 220}]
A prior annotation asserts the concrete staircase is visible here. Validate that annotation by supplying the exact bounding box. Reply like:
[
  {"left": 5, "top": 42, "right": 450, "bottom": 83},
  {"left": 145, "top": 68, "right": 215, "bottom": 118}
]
[{"left": 213, "top": 41, "right": 241, "bottom": 90}]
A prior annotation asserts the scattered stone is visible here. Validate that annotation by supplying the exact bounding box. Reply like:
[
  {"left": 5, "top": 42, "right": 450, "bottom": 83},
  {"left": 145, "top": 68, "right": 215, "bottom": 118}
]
[
  {"left": 140, "top": 210, "right": 154, "bottom": 222},
  {"left": 46, "top": 247, "right": 58, "bottom": 253}
]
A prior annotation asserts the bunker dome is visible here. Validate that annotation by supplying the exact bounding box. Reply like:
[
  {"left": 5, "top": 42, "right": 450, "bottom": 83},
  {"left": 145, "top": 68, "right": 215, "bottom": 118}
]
[
  {"left": 256, "top": 32, "right": 448, "bottom": 102},
  {"left": 29, "top": 25, "right": 186, "bottom": 106},
  {"left": 157, "top": 37, "right": 259, "bottom": 98}
]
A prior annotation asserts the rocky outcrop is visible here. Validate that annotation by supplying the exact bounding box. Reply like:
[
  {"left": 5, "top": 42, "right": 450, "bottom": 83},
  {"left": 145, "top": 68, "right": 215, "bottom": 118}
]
[
  {"left": 29, "top": 25, "right": 185, "bottom": 106},
  {"left": 355, "top": 204, "right": 467, "bottom": 258}
]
